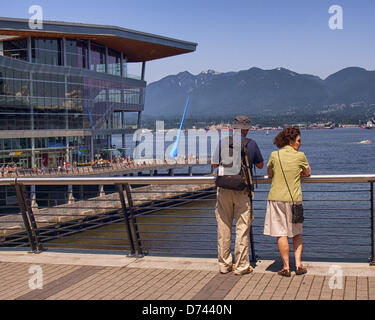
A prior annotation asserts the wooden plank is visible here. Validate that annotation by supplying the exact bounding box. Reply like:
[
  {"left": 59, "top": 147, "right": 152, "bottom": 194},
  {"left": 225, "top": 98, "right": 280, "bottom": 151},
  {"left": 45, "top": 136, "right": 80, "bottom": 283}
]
[
  {"left": 179, "top": 271, "right": 215, "bottom": 300},
  {"left": 49, "top": 267, "right": 115, "bottom": 300},
  {"left": 123, "top": 268, "right": 166, "bottom": 300},
  {"left": 8, "top": 264, "right": 78, "bottom": 299},
  {"left": 97, "top": 267, "right": 142, "bottom": 300},
  {"left": 15, "top": 265, "right": 103, "bottom": 300},
  {"left": 117, "top": 268, "right": 166, "bottom": 300},
  {"left": 192, "top": 272, "right": 242, "bottom": 300},
  {"left": 76, "top": 267, "right": 126, "bottom": 300}
]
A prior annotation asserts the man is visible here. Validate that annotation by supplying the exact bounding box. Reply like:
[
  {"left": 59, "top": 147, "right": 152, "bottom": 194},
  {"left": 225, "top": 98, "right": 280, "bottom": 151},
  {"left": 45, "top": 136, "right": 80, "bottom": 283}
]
[{"left": 212, "top": 116, "right": 264, "bottom": 275}]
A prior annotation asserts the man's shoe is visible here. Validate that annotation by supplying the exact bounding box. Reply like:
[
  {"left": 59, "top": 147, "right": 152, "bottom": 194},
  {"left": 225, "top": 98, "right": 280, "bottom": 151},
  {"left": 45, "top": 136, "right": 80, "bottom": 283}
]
[
  {"left": 234, "top": 266, "right": 253, "bottom": 275},
  {"left": 220, "top": 266, "right": 233, "bottom": 274},
  {"left": 220, "top": 269, "right": 231, "bottom": 274}
]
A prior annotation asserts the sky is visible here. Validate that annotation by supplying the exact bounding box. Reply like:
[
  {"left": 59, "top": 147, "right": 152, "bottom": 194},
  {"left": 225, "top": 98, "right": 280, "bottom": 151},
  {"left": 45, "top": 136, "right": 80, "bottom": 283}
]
[{"left": 2, "top": 0, "right": 375, "bottom": 83}]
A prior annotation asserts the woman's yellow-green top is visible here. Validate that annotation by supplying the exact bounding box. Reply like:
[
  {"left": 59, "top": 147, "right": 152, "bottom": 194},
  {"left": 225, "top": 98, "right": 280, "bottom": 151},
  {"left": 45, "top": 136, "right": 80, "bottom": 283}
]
[{"left": 267, "top": 145, "right": 310, "bottom": 202}]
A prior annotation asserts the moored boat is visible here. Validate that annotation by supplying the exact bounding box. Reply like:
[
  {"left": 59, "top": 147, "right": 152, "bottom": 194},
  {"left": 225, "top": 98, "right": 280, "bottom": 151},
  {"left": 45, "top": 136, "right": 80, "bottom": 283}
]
[{"left": 361, "top": 119, "right": 375, "bottom": 130}]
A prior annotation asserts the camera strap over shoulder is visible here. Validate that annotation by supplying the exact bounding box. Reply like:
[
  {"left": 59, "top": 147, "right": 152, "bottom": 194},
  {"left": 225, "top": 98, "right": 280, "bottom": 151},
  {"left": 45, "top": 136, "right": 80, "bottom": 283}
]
[{"left": 241, "top": 138, "right": 254, "bottom": 201}]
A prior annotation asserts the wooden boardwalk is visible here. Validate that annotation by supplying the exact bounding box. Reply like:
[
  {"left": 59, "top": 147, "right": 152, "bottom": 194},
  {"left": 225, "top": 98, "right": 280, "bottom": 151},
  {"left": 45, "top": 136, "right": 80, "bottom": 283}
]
[{"left": 1, "top": 252, "right": 374, "bottom": 300}]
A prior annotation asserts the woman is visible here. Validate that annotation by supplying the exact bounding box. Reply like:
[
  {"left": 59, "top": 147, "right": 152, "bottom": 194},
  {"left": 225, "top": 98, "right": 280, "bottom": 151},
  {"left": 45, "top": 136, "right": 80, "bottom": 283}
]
[{"left": 264, "top": 127, "right": 311, "bottom": 277}]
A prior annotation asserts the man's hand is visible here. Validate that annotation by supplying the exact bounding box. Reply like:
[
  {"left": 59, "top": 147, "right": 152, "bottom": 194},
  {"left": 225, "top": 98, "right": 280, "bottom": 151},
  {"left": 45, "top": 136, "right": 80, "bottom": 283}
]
[{"left": 256, "top": 161, "right": 264, "bottom": 169}]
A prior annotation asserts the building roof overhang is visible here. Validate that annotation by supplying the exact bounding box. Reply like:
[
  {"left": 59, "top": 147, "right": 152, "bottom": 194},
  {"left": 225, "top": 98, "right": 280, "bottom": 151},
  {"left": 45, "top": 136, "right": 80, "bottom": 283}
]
[{"left": 0, "top": 17, "right": 197, "bottom": 62}]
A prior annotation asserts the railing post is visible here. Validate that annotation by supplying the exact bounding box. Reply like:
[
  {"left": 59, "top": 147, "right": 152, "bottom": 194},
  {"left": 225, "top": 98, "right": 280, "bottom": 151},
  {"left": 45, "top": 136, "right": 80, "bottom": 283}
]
[
  {"left": 14, "top": 183, "right": 36, "bottom": 252},
  {"left": 116, "top": 184, "right": 136, "bottom": 257},
  {"left": 22, "top": 184, "right": 44, "bottom": 253},
  {"left": 370, "top": 182, "right": 374, "bottom": 266},
  {"left": 14, "top": 183, "right": 43, "bottom": 253},
  {"left": 124, "top": 183, "right": 143, "bottom": 257},
  {"left": 250, "top": 225, "right": 256, "bottom": 263}
]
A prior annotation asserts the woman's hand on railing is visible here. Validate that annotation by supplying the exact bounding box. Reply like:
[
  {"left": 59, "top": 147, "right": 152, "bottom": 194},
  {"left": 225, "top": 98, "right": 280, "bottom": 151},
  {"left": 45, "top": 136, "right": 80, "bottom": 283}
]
[{"left": 300, "top": 166, "right": 311, "bottom": 177}]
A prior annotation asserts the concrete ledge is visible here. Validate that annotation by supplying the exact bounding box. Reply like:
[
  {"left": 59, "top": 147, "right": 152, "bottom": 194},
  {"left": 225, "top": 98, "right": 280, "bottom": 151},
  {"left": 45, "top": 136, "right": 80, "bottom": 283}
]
[{"left": 0, "top": 250, "right": 136, "bottom": 267}]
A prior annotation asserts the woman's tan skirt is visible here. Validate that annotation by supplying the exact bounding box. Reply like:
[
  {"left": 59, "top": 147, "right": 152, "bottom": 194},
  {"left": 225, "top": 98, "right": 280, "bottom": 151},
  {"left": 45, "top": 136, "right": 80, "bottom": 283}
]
[{"left": 264, "top": 200, "right": 303, "bottom": 238}]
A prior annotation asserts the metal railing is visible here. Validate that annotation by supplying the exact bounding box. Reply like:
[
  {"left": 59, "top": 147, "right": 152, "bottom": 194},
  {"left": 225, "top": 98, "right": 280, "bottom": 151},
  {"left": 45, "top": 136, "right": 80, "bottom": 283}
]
[
  {"left": 0, "top": 174, "right": 374, "bottom": 265},
  {"left": 0, "top": 157, "right": 209, "bottom": 177}
]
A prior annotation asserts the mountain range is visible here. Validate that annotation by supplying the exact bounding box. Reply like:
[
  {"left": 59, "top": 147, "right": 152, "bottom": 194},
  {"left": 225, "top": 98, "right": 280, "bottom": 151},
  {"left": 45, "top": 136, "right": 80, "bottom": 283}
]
[{"left": 144, "top": 67, "right": 375, "bottom": 121}]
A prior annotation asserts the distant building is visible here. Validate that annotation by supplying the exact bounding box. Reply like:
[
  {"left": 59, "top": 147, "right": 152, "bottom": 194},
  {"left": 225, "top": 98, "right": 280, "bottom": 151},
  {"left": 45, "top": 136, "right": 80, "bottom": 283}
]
[{"left": 0, "top": 18, "right": 196, "bottom": 168}]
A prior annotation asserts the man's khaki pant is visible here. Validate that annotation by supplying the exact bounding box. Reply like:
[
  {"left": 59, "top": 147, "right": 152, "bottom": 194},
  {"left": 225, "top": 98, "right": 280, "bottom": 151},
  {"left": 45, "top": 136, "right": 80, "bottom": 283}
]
[{"left": 215, "top": 187, "right": 253, "bottom": 274}]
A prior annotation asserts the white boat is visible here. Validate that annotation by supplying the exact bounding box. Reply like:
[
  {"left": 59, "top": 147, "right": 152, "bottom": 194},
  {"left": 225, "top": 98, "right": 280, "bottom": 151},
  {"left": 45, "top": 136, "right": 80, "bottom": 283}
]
[
  {"left": 360, "top": 140, "right": 372, "bottom": 144},
  {"left": 266, "top": 130, "right": 270, "bottom": 135}
]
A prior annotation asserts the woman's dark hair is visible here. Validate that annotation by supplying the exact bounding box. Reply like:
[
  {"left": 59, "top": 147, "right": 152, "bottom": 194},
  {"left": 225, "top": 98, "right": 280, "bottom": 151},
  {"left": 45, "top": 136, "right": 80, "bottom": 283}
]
[{"left": 273, "top": 127, "right": 301, "bottom": 149}]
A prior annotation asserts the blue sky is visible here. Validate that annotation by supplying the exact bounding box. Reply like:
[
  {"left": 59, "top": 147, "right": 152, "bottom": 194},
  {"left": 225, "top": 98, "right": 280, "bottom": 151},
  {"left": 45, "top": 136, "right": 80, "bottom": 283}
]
[{"left": 2, "top": 0, "right": 375, "bottom": 83}]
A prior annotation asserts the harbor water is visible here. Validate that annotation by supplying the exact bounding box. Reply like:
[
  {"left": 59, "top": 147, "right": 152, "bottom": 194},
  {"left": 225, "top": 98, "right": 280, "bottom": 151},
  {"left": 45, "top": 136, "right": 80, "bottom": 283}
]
[{"left": 48, "top": 128, "right": 375, "bottom": 262}]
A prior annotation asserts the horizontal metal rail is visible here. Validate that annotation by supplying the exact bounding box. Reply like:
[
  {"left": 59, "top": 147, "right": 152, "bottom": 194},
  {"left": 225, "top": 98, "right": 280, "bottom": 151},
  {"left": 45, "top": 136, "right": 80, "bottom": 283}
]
[{"left": 1, "top": 174, "right": 375, "bottom": 186}]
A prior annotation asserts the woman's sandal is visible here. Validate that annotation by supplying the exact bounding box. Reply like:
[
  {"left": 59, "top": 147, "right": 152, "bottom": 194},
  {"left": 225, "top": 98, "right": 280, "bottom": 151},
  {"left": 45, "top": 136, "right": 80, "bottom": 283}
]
[
  {"left": 295, "top": 267, "right": 307, "bottom": 275},
  {"left": 277, "top": 269, "right": 291, "bottom": 277}
]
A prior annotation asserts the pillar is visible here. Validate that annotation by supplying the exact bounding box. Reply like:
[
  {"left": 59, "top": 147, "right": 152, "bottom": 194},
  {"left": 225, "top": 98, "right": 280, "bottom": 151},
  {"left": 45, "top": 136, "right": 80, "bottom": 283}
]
[
  {"left": 121, "top": 112, "right": 126, "bottom": 153},
  {"left": 67, "top": 185, "right": 75, "bottom": 204},
  {"left": 28, "top": 42, "right": 38, "bottom": 210},
  {"left": 80, "top": 185, "right": 84, "bottom": 200},
  {"left": 88, "top": 40, "right": 92, "bottom": 70},
  {"left": 30, "top": 185, "right": 38, "bottom": 212},
  {"left": 99, "top": 185, "right": 105, "bottom": 197},
  {"left": 108, "top": 135, "right": 112, "bottom": 162},
  {"left": 137, "top": 111, "right": 142, "bottom": 129},
  {"left": 105, "top": 46, "right": 109, "bottom": 74},
  {"left": 141, "top": 61, "right": 146, "bottom": 81}
]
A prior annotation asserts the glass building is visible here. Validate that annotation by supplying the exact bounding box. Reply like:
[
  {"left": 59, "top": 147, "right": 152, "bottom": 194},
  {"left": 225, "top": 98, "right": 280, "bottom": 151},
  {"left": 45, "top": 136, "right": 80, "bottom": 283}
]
[{"left": 0, "top": 18, "right": 197, "bottom": 168}]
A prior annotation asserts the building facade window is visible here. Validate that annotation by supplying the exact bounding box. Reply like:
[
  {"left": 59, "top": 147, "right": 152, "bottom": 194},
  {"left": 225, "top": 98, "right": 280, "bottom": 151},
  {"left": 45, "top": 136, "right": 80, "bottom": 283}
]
[
  {"left": 1, "top": 64, "right": 143, "bottom": 133},
  {"left": 0, "top": 42, "right": 145, "bottom": 167},
  {"left": 65, "top": 39, "right": 88, "bottom": 69},
  {"left": 31, "top": 38, "right": 63, "bottom": 66},
  {"left": 90, "top": 41, "right": 106, "bottom": 73},
  {"left": 112, "top": 111, "right": 123, "bottom": 129},
  {"left": 1, "top": 38, "right": 132, "bottom": 79},
  {"left": 107, "top": 48, "right": 121, "bottom": 76},
  {"left": 2, "top": 39, "right": 28, "bottom": 61}
]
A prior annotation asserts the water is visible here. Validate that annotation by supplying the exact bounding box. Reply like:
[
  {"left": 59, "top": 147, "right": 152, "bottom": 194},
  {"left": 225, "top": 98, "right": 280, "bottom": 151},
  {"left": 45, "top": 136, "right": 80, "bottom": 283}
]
[
  {"left": 48, "top": 128, "right": 375, "bottom": 262},
  {"left": 112, "top": 128, "right": 375, "bottom": 175}
]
